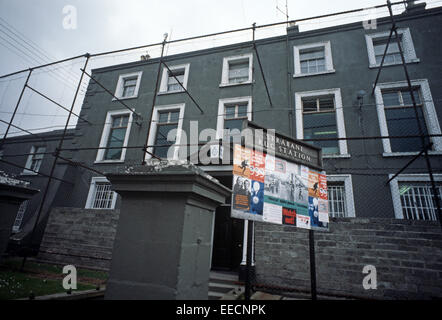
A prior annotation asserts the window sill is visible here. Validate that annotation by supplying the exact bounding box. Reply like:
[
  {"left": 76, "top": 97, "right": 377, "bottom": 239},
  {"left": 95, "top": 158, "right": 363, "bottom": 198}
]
[
  {"left": 293, "top": 69, "right": 335, "bottom": 78},
  {"left": 157, "top": 89, "right": 186, "bottom": 95},
  {"left": 94, "top": 159, "right": 125, "bottom": 164},
  {"left": 20, "top": 171, "right": 38, "bottom": 176},
  {"left": 383, "top": 150, "right": 442, "bottom": 157},
  {"left": 112, "top": 95, "right": 138, "bottom": 101},
  {"left": 369, "top": 58, "right": 420, "bottom": 69},
  {"left": 219, "top": 81, "right": 253, "bottom": 88},
  {"left": 323, "top": 154, "right": 351, "bottom": 159}
]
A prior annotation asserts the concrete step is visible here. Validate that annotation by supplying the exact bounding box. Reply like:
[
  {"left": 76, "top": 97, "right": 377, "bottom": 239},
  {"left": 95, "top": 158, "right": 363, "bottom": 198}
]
[{"left": 208, "top": 271, "right": 244, "bottom": 300}]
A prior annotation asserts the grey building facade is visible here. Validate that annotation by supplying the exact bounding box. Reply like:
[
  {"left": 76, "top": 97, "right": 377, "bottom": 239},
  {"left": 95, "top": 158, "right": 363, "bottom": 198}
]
[
  {"left": 1, "top": 2, "right": 441, "bottom": 297},
  {"left": 61, "top": 4, "right": 442, "bottom": 269}
]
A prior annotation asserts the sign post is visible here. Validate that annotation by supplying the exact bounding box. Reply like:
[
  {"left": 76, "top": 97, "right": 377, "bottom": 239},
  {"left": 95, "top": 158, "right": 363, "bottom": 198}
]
[{"left": 231, "top": 121, "right": 327, "bottom": 300}]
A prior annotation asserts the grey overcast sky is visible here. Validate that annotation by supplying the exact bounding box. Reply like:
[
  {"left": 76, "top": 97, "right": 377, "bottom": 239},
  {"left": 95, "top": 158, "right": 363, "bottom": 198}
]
[{"left": 0, "top": 0, "right": 438, "bottom": 136}]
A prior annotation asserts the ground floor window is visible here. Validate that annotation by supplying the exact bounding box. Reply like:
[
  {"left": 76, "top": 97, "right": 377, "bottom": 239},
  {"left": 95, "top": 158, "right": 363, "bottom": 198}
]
[
  {"left": 85, "top": 177, "right": 117, "bottom": 209},
  {"left": 390, "top": 174, "right": 442, "bottom": 220},
  {"left": 398, "top": 182, "right": 442, "bottom": 221},
  {"left": 12, "top": 200, "right": 28, "bottom": 232},
  {"left": 328, "top": 183, "right": 347, "bottom": 218}
]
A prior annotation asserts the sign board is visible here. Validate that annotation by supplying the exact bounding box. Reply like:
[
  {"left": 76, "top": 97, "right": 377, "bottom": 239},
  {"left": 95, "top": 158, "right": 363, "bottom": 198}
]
[{"left": 231, "top": 122, "right": 329, "bottom": 231}]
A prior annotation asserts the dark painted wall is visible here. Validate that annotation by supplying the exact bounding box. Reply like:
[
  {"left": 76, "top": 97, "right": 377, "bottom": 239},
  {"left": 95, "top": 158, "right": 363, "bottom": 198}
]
[{"left": 7, "top": 8, "right": 441, "bottom": 220}]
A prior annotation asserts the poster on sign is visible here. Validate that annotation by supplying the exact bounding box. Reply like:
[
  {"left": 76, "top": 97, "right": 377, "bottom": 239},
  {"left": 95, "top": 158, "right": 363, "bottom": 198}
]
[{"left": 231, "top": 144, "right": 329, "bottom": 232}]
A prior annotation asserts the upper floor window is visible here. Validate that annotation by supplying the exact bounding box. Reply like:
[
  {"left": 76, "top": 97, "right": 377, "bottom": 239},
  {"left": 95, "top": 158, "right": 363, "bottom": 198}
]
[
  {"left": 389, "top": 174, "right": 442, "bottom": 221},
  {"left": 85, "top": 177, "right": 117, "bottom": 209},
  {"left": 96, "top": 110, "right": 134, "bottom": 163},
  {"left": 365, "top": 28, "right": 419, "bottom": 68},
  {"left": 302, "top": 95, "right": 338, "bottom": 155},
  {"left": 293, "top": 41, "right": 334, "bottom": 77},
  {"left": 159, "top": 64, "right": 190, "bottom": 94},
  {"left": 153, "top": 110, "right": 180, "bottom": 158},
  {"left": 23, "top": 146, "right": 46, "bottom": 175},
  {"left": 114, "top": 71, "right": 142, "bottom": 99},
  {"left": 374, "top": 79, "right": 442, "bottom": 155},
  {"left": 295, "top": 88, "right": 348, "bottom": 157},
  {"left": 220, "top": 54, "right": 253, "bottom": 86},
  {"left": 145, "top": 104, "right": 185, "bottom": 161},
  {"left": 216, "top": 97, "right": 252, "bottom": 140}
]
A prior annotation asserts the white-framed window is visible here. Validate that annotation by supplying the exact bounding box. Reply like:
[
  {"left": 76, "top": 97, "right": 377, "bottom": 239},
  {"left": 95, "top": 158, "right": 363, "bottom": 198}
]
[
  {"left": 159, "top": 64, "right": 190, "bottom": 94},
  {"left": 365, "top": 28, "right": 419, "bottom": 68},
  {"left": 293, "top": 41, "right": 334, "bottom": 77},
  {"left": 216, "top": 97, "right": 252, "bottom": 140},
  {"left": 96, "top": 110, "right": 134, "bottom": 163},
  {"left": 145, "top": 104, "right": 185, "bottom": 161},
  {"left": 85, "top": 177, "right": 117, "bottom": 209},
  {"left": 295, "top": 88, "right": 348, "bottom": 157},
  {"left": 22, "top": 146, "right": 46, "bottom": 175},
  {"left": 327, "top": 175, "right": 356, "bottom": 218},
  {"left": 374, "top": 79, "right": 442, "bottom": 156},
  {"left": 114, "top": 71, "right": 143, "bottom": 100},
  {"left": 389, "top": 174, "right": 442, "bottom": 220},
  {"left": 12, "top": 200, "right": 28, "bottom": 232},
  {"left": 220, "top": 54, "right": 253, "bottom": 87}
]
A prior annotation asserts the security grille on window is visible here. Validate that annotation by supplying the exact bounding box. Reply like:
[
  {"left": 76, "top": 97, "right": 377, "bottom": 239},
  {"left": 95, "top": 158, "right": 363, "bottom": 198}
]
[
  {"left": 153, "top": 110, "right": 180, "bottom": 158},
  {"left": 122, "top": 77, "right": 138, "bottom": 98},
  {"left": 302, "top": 95, "right": 339, "bottom": 155},
  {"left": 381, "top": 88, "right": 430, "bottom": 153},
  {"left": 228, "top": 59, "right": 249, "bottom": 84},
  {"left": 223, "top": 103, "right": 248, "bottom": 141},
  {"left": 373, "top": 35, "right": 402, "bottom": 65},
  {"left": 12, "top": 200, "right": 28, "bottom": 232},
  {"left": 24, "top": 146, "right": 46, "bottom": 174},
  {"left": 104, "top": 115, "right": 129, "bottom": 160},
  {"left": 167, "top": 69, "right": 185, "bottom": 92},
  {"left": 328, "top": 184, "right": 347, "bottom": 218},
  {"left": 300, "top": 47, "right": 326, "bottom": 74},
  {"left": 91, "top": 182, "right": 115, "bottom": 209},
  {"left": 398, "top": 182, "right": 442, "bottom": 221}
]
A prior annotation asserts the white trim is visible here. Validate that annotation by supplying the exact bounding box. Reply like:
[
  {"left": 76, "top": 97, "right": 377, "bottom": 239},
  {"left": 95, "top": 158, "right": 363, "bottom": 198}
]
[
  {"left": 388, "top": 173, "right": 442, "bottom": 219},
  {"left": 294, "top": 88, "right": 348, "bottom": 155},
  {"left": 327, "top": 174, "right": 356, "bottom": 218},
  {"left": 158, "top": 63, "right": 190, "bottom": 94},
  {"left": 113, "top": 71, "right": 143, "bottom": 100},
  {"left": 374, "top": 79, "right": 442, "bottom": 155},
  {"left": 144, "top": 103, "right": 186, "bottom": 161},
  {"left": 220, "top": 53, "right": 253, "bottom": 87},
  {"left": 365, "top": 28, "right": 419, "bottom": 68},
  {"left": 293, "top": 41, "right": 335, "bottom": 77},
  {"left": 85, "top": 176, "right": 117, "bottom": 209},
  {"left": 216, "top": 96, "right": 253, "bottom": 140},
  {"left": 22, "top": 146, "right": 46, "bottom": 175},
  {"left": 95, "top": 109, "right": 134, "bottom": 163}
]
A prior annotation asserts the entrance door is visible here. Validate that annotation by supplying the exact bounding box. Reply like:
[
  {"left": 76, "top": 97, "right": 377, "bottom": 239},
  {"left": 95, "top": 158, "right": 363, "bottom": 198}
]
[{"left": 211, "top": 205, "right": 244, "bottom": 271}]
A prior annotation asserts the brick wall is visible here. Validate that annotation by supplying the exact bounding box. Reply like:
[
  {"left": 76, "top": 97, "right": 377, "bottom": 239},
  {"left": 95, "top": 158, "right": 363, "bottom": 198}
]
[
  {"left": 37, "top": 207, "right": 119, "bottom": 270},
  {"left": 254, "top": 218, "right": 442, "bottom": 299}
]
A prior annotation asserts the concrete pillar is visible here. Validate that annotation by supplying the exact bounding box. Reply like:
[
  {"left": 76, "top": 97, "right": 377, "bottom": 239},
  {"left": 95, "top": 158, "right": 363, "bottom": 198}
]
[
  {"left": 104, "top": 162, "right": 231, "bottom": 300},
  {"left": 0, "top": 177, "right": 39, "bottom": 263}
]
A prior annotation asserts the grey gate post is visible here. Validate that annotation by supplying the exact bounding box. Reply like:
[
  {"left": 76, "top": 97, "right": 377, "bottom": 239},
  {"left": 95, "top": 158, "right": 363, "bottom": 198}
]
[{"left": 104, "top": 162, "right": 231, "bottom": 300}]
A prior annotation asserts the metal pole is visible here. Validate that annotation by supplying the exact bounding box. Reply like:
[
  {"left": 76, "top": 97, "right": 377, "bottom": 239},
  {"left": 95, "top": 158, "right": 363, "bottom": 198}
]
[
  {"left": 245, "top": 220, "right": 254, "bottom": 300},
  {"left": 142, "top": 36, "right": 167, "bottom": 164},
  {"left": 309, "top": 229, "right": 317, "bottom": 300},
  {"left": 1, "top": 69, "right": 32, "bottom": 146},
  {"left": 387, "top": 0, "right": 442, "bottom": 228},
  {"left": 20, "top": 55, "right": 90, "bottom": 271}
]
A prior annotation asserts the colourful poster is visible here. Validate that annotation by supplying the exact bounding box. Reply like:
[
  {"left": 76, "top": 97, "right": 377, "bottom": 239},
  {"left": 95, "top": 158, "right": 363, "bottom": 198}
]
[
  {"left": 231, "top": 144, "right": 328, "bottom": 231},
  {"left": 233, "top": 144, "right": 252, "bottom": 178}
]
